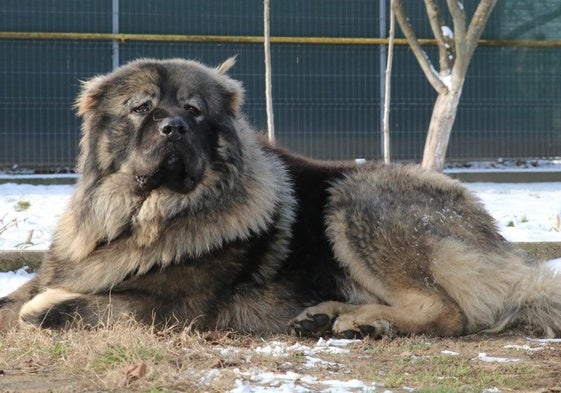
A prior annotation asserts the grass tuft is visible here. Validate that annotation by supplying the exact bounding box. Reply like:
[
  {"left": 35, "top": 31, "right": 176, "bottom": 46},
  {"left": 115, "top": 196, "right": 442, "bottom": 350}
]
[{"left": 14, "top": 200, "right": 31, "bottom": 211}]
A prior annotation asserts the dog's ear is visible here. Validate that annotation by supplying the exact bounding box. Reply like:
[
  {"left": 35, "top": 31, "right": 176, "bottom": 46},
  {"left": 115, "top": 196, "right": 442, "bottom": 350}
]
[
  {"left": 75, "top": 75, "right": 105, "bottom": 117},
  {"left": 224, "top": 78, "right": 245, "bottom": 115},
  {"left": 215, "top": 57, "right": 244, "bottom": 115},
  {"left": 74, "top": 75, "right": 109, "bottom": 178},
  {"left": 216, "top": 56, "right": 237, "bottom": 75}
]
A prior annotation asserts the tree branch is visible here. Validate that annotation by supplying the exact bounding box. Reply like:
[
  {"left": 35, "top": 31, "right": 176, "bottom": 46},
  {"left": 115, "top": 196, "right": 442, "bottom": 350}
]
[
  {"left": 465, "top": 0, "right": 498, "bottom": 59},
  {"left": 392, "top": 0, "right": 448, "bottom": 94},
  {"left": 424, "top": 0, "right": 455, "bottom": 73},
  {"left": 446, "top": 0, "right": 467, "bottom": 45}
]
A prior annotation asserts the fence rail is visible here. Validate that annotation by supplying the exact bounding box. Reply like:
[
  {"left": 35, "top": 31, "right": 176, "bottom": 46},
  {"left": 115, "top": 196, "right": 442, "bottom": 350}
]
[{"left": 3, "top": 31, "right": 561, "bottom": 47}]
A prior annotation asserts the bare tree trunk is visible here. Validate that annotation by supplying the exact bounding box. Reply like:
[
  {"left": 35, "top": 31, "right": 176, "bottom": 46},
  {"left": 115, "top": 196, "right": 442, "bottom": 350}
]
[
  {"left": 383, "top": 1, "right": 396, "bottom": 164},
  {"left": 421, "top": 84, "right": 463, "bottom": 171},
  {"left": 263, "top": 0, "right": 275, "bottom": 144},
  {"left": 393, "top": 0, "right": 497, "bottom": 172}
]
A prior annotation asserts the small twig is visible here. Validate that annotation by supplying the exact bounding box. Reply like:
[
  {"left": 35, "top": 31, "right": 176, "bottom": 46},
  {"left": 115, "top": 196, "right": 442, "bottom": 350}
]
[
  {"left": 24, "top": 229, "right": 34, "bottom": 244},
  {"left": 0, "top": 214, "right": 28, "bottom": 236}
]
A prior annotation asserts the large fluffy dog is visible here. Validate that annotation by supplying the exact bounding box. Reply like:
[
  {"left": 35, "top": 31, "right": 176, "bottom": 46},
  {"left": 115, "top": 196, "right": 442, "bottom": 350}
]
[{"left": 1, "top": 58, "right": 560, "bottom": 338}]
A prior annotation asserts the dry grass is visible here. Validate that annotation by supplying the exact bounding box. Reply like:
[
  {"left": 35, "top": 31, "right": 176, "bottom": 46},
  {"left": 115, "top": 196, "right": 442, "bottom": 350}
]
[{"left": 1, "top": 321, "right": 561, "bottom": 392}]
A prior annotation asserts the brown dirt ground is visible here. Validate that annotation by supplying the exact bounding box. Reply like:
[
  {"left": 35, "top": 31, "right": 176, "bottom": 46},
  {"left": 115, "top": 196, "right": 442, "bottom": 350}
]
[{"left": 1, "top": 323, "right": 561, "bottom": 392}]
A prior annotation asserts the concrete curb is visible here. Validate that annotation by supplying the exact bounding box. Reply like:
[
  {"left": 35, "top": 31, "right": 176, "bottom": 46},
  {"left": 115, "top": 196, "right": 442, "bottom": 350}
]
[
  {"left": 1, "top": 243, "right": 560, "bottom": 272},
  {"left": 0, "top": 250, "right": 44, "bottom": 272},
  {"left": 1, "top": 171, "right": 560, "bottom": 186},
  {"left": 0, "top": 176, "right": 78, "bottom": 186},
  {"left": 446, "top": 171, "right": 561, "bottom": 183}
]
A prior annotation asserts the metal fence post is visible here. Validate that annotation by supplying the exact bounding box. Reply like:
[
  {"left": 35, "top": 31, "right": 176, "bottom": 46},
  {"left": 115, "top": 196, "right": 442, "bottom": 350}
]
[
  {"left": 112, "top": 0, "right": 120, "bottom": 70},
  {"left": 264, "top": 0, "right": 275, "bottom": 144},
  {"left": 379, "top": 0, "right": 387, "bottom": 160}
]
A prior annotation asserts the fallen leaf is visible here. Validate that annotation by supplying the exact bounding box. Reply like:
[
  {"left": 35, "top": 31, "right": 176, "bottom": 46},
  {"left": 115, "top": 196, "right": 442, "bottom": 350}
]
[{"left": 122, "top": 362, "right": 147, "bottom": 383}]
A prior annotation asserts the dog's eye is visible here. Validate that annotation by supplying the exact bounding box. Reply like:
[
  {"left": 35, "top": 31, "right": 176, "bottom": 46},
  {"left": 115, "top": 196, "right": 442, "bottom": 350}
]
[
  {"left": 132, "top": 102, "right": 151, "bottom": 114},
  {"left": 185, "top": 105, "right": 201, "bottom": 117}
]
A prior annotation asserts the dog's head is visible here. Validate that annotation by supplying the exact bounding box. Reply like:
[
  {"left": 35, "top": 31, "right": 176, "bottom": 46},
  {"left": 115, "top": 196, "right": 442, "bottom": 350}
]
[{"left": 75, "top": 58, "right": 244, "bottom": 193}]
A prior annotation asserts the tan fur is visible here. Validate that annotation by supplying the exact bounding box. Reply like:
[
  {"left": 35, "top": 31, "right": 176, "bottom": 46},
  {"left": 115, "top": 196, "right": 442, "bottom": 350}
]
[
  {"left": 297, "top": 290, "right": 464, "bottom": 337},
  {"left": 216, "top": 56, "right": 237, "bottom": 74},
  {"left": 429, "top": 238, "right": 525, "bottom": 332},
  {"left": 75, "top": 76, "right": 105, "bottom": 116}
]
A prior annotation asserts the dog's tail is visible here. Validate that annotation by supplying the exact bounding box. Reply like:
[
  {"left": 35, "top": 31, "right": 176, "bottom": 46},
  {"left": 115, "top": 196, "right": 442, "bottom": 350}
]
[{"left": 490, "top": 259, "right": 561, "bottom": 337}]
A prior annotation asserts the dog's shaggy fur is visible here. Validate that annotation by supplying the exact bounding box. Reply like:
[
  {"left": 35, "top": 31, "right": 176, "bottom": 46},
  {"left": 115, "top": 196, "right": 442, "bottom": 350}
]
[{"left": 1, "top": 58, "right": 561, "bottom": 338}]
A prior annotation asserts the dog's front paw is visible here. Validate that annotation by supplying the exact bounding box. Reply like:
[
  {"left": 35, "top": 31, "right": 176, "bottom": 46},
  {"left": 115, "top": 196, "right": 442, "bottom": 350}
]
[{"left": 290, "top": 312, "right": 334, "bottom": 337}]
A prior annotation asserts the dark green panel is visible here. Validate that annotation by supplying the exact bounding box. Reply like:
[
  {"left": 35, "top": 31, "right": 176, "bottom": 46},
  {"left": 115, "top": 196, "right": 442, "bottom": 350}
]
[
  {"left": 1, "top": 0, "right": 112, "bottom": 33},
  {"left": 0, "top": 40, "right": 112, "bottom": 170},
  {"left": 120, "top": 0, "right": 264, "bottom": 36},
  {"left": 119, "top": 0, "right": 379, "bottom": 38},
  {"left": 491, "top": 1, "right": 561, "bottom": 40},
  {"left": 271, "top": 0, "right": 379, "bottom": 37},
  {"left": 1, "top": 0, "right": 560, "bottom": 169}
]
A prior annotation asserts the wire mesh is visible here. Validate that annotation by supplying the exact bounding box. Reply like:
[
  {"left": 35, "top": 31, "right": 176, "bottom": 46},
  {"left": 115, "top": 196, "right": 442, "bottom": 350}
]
[{"left": 0, "top": 0, "right": 560, "bottom": 171}]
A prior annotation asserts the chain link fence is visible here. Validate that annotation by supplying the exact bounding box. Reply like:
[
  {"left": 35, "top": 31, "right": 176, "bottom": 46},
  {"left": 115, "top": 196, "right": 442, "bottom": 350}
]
[{"left": 1, "top": 0, "right": 560, "bottom": 171}]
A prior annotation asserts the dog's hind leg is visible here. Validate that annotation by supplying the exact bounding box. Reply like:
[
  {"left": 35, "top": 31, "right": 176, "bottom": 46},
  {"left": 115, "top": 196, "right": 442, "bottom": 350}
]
[
  {"left": 335, "top": 289, "right": 466, "bottom": 337},
  {"left": 291, "top": 288, "right": 466, "bottom": 338}
]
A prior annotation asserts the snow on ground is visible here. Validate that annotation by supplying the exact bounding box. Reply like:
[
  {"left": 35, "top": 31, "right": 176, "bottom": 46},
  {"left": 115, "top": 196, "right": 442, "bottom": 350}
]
[
  {"left": 465, "top": 182, "right": 561, "bottom": 242},
  {"left": 0, "top": 182, "right": 75, "bottom": 251},
  {"left": 179, "top": 337, "right": 561, "bottom": 392},
  {"left": 0, "top": 266, "right": 34, "bottom": 297},
  {"left": 218, "top": 338, "right": 381, "bottom": 393},
  {"left": 445, "top": 158, "right": 561, "bottom": 173}
]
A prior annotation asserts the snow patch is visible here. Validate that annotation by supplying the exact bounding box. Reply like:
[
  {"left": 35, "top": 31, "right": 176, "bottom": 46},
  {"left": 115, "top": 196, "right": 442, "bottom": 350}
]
[
  {"left": 316, "top": 337, "right": 362, "bottom": 348},
  {"left": 0, "top": 266, "right": 35, "bottom": 297},
  {"left": 527, "top": 337, "right": 561, "bottom": 343},
  {"left": 251, "top": 338, "right": 360, "bottom": 358},
  {"left": 230, "top": 370, "right": 378, "bottom": 393},
  {"left": 440, "top": 72, "right": 452, "bottom": 89},
  {"left": 476, "top": 352, "right": 520, "bottom": 363},
  {"left": 504, "top": 344, "right": 544, "bottom": 352},
  {"left": 441, "top": 25, "right": 454, "bottom": 39},
  {"left": 547, "top": 258, "right": 561, "bottom": 274}
]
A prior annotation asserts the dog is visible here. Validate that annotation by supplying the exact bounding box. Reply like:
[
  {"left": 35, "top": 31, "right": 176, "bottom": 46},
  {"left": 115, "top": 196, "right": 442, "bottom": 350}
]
[{"left": 1, "top": 57, "right": 560, "bottom": 338}]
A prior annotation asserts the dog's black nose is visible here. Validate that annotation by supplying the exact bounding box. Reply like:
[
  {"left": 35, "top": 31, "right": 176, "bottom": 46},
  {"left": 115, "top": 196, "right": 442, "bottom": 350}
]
[{"left": 159, "top": 118, "right": 187, "bottom": 140}]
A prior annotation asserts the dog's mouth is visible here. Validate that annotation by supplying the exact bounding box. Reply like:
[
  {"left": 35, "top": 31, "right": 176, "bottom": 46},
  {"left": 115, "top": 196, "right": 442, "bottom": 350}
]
[{"left": 135, "top": 150, "right": 206, "bottom": 194}]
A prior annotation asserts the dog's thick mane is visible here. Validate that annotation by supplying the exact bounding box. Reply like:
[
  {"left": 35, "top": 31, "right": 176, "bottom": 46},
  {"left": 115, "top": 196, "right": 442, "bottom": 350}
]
[
  {"left": 48, "top": 119, "right": 295, "bottom": 293},
  {"left": 130, "top": 120, "right": 296, "bottom": 258}
]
